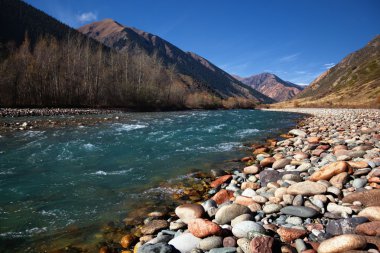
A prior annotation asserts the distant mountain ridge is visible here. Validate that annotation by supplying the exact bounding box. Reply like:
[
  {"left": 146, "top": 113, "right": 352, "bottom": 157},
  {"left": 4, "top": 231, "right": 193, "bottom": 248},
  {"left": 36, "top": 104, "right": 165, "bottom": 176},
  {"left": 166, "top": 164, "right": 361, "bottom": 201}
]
[
  {"left": 291, "top": 35, "right": 380, "bottom": 107},
  {"left": 234, "top": 73, "right": 304, "bottom": 102},
  {"left": 79, "top": 19, "right": 273, "bottom": 103}
]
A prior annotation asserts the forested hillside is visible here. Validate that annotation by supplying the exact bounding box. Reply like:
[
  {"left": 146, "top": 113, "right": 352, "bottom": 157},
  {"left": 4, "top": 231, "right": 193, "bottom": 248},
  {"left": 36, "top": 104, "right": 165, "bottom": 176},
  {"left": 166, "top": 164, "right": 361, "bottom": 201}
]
[{"left": 0, "top": 0, "right": 268, "bottom": 110}]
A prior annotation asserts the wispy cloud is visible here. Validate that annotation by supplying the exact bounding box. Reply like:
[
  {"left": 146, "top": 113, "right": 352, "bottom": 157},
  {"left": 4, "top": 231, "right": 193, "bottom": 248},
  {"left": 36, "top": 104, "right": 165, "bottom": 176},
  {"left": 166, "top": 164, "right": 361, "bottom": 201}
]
[
  {"left": 278, "top": 53, "right": 300, "bottom": 63},
  {"left": 219, "top": 62, "right": 250, "bottom": 75},
  {"left": 287, "top": 70, "right": 324, "bottom": 85},
  {"left": 323, "top": 63, "right": 335, "bottom": 69},
  {"left": 76, "top": 12, "right": 98, "bottom": 24}
]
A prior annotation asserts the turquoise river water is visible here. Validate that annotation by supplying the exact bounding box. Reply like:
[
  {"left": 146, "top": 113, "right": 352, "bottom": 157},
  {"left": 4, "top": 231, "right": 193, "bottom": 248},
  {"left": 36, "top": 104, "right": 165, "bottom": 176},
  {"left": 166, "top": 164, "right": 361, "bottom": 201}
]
[{"left": 0, "top": 109, "right": 303, "bottom": 252}]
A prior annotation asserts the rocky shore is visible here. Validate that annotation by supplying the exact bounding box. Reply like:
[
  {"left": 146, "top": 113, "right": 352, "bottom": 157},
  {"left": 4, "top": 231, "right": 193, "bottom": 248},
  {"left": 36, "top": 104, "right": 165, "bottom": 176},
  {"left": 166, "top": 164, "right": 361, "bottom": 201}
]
[
  {"left": 0, "top": 108, "right": 122, "bottom": 133},
  {"left": 110, "top": 108, "right": 380, "bottom": 253}
]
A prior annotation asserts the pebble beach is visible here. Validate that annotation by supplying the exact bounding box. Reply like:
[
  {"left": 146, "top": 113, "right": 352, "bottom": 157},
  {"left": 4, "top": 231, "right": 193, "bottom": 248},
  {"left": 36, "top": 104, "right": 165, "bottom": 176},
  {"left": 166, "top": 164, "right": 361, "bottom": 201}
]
[{"left": 114, "top": 108, "right": 380, "bottom": 253}]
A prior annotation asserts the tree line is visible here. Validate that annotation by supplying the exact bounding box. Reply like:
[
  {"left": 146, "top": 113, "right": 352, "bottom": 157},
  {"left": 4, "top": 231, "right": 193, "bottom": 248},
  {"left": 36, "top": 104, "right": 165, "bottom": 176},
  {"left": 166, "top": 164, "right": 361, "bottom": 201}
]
[{"left": 0, "top": 33, "right": 256, "bottom": 110}]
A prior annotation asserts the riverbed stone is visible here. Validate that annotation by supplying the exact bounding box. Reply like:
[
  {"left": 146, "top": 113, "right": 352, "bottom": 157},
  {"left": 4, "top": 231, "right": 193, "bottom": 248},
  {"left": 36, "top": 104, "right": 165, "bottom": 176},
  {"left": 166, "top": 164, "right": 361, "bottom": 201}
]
[
  {"left": 231, "top": 214, "right": 253, "bottom": 227},
  {"left": 120, "top": 234, "right": 135, "bottom": 248},
  {"left": 244, "top": 165, "right": 261, "bottom": 174},
  {"left": 212, "top": 189, "right": 233, "bottom": 205},
  {"left": 168, "top": 233, "right": 201, "bottom": 253},
  {"left": 358, "top": 206, "right": 380, "bottom": 221},
  {"left": 215, "top": 204, "right": 250, "bottom": 225},
  {"left": 325, "top": 217, "right": 369, "bottom": 235},
  {"left": 272, "top": 159, "right": 291, "bottom": 170},
  {"left": 232, "top": 221, "right": 266, "bottom": 238},
  {"left": 285, "top": 217, "right": 303, "bottom": 226},
  {"left": 259, "top": 170, "right": 280, "bottom": 187},
  {"left": 326, "top": 203, "right": 352, "bottom": 216},
  {"left": 342, "top": 189, "right": 380, "bottom": 207},
  {"left": 141, "top": 219, "right": 169, "bottom": 235},
  {"left": 175, "top": 204, "right": 205, "bottom": 224},
  {"left": 280, "top": 206, "right": 319, "bottom": 218},
  {"left": 249, "top": 236, "right": 274, "bottom": 253},
  {"left": 287, "top": 181, "right": 327, "bottom": 196},
  {"left": 289, "top": 129, "right": 307, "bottom": 138},
  {"left": 236, "top": 238, "right": 250, "bottom": 253},
  {"left": 263, "top": 203, "right": 282, "bottom": 214},
  {"left": 223, "top": 237, "right": 237, "bottom": 247},
  {"left": 355, "top": 221, "right": 380, "bottom": 236},
  {"left": 235, "top": 196, "right": 256, "bottom": 207},
  {"left": 138, "top": 242, "right": 176, "bottom": 253},
  {"left": 317, "top": 234, "right": 367, "bottom": 253},
  {"left": 188, "top": 218, "right": 221, "bottom": 238},
  {"left": 210, "top": 175, "right": 233, "bottom": 188},
  {"left": 353, "top": 178, "right": 367, "bottom": 188},
  {"left": 277, "top": 226, "right": 308, "bottom": 243},
  {"left": 198, "top": 236, "right": 223, "bottom": 251},
  {"left": 260, "top": 157, "right": 276, "bottom": 168},
  {"left": 329, "top": 172, "right": 349, "bottom": 189},
  {"left": 209, "top": 247, "right": 237, "bottom": 253},
  {"left": 309, "top": 161, "right": 351, "bottom": 181}
]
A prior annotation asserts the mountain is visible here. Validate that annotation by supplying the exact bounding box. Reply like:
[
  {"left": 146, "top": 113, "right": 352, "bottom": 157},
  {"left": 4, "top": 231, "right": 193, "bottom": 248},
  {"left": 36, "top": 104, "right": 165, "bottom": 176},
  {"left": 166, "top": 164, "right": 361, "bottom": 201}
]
[
  {"left": 283, "top": 35, "right": 380, "bottom": 108},
  {"left": 78, "top": 19, "right": 273, "bottom": 104},
  {"left": 0, "top": 0, "right": 103, "bottom": 57},
  {"left": 233, "top": 73, "right": 304, "bottom": 102},
  {"left": 0, "top": 0, "right": 272, "bottom": 109}
]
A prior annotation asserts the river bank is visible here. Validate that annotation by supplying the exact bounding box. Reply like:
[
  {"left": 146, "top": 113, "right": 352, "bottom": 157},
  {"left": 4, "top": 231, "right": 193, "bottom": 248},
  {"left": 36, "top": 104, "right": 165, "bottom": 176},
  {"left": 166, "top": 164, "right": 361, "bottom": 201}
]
[
  {"left": 0, "top": 110, "right": 306, "bottom": 253},
  {"left": 114, "top": 108, "right": 380, "bottom": 253}
]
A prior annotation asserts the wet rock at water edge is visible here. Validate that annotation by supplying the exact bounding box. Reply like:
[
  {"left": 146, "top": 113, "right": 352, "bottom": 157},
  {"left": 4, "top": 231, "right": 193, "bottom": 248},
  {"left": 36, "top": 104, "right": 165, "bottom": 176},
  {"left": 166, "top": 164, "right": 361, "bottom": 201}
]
[
  {"left": 137, "top": 242, "right": 178, "bottom": 253},
  {"left": 175, "top": 204, "right": 205, "bottom": 224},
  {"left": 141, "top": 220, "right": 169, "bottom": 235},
  {"left": 188, "top": 218, "right": 222, "bottom": 238}
]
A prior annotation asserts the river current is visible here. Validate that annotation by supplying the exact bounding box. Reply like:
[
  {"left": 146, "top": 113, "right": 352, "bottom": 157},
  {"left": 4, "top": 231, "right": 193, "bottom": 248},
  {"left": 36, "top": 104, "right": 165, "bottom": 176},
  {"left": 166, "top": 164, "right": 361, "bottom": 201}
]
[{"left": 0, "top": 109, "right": 303, "bottom": 251}]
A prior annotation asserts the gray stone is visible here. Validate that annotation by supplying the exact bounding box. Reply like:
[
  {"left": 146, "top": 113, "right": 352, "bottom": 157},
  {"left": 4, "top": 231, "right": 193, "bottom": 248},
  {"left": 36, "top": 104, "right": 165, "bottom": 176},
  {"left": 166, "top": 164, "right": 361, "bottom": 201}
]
[
  {"left": 232, "top": 221, "right": 266, "bottom": 238},
  {"left": 280, "top": 206, "right": 319, "bottom": 218},
  {"left": 325, "top": 217, "right": 369, "bottom": 236},
  {"left": 138, "top": 243, "right": 177, "bottom": 253},
  {"left": 231, "top": 214, "right": 253, "bottom": 227},
  {"left": 259, "top": 170, "right": 280, "bottom": 187},
  {"left": 237, "top": 238, "right": 250, "bottom": 253},
  {"left": 170, "top": 221, "right": 186, "bottom": 230},
  {"left": 285, "top": 216, "right": 303, "bottom": 226},
  {"left": 292, "top": 195, "right": 304, "bottom": 206},
  {"left": 198, "top": 236, "right": 223, "bottom": 251},
  {"left": 263, "top": 204, "right": 282, "bottom": 214},
  {"left": 209, "top": 247, "right": 237, "bottom": 253},
  {"left": 147, "top": 235, "right": 173, "bottom": 244},
  {"left": 215, "top": 204, "right": 250, "bottom": 225},
  {"left": 295, "top": 239, "right": 307, "bottom": 253},
  {"left": 289, "top": 129, "right": 307, "bottom": 138},
  {"left": 352, "top": 178, "right": 367, "bottom": 188}
]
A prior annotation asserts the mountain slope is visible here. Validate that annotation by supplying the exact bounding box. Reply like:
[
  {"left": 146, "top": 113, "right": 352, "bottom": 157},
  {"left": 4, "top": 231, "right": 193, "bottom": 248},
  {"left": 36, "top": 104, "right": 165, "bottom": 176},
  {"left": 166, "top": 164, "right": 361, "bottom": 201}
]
[
  {"left": 78, "top": 19, "right": 273, "bottom": 103},
  {"left": 234, "top": 73, "right": 303, "bottom": 102},
  {"left": 0, "top": 0, "right": 104, "bottom": 57},
  {"left": 0, "top": 0, "right": 188, "bottom": 109},
  {"left": 287, "top": 35, "right": 380, "bottom": 108}
]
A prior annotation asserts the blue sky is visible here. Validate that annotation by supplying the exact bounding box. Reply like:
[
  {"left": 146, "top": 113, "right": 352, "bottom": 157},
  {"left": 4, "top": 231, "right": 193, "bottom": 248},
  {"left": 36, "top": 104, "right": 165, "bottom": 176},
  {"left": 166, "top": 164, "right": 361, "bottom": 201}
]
[{"left": 25, "top": 0, "right": 380, "bottom": 85}]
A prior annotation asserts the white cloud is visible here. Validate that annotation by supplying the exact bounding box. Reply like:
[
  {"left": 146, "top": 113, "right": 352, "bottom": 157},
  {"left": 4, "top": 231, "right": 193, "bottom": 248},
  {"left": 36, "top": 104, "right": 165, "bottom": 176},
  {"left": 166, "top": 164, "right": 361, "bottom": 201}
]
[
  {"left": 323, "top": 63, "right": 335, "bottom": 69},
  {"left": 278, "top": 53, "right": 300, "bottom": 63},
  {"left": 76, "top": 12, "right": 98, "bottom": 23}
]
